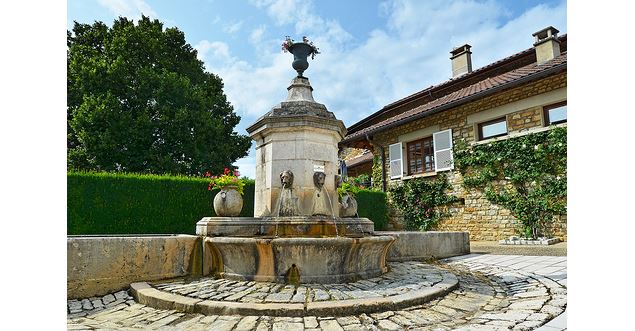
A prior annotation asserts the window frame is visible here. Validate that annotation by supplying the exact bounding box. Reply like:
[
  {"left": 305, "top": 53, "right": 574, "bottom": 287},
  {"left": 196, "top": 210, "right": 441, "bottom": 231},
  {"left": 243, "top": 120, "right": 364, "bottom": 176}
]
[
  {"left": 406, "top": 136, "right": 435, "bottom": 176},
  {"left": 478, "top": 117, "right": 508, "bottom": 140},
  {"left": 543, "top": 101, "right": 567, "bottom": 126}
]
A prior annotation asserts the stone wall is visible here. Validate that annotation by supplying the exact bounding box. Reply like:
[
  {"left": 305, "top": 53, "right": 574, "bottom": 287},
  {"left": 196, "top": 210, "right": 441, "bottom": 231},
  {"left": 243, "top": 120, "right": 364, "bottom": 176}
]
[
  {"left": 347, "top": 160, "right": 373, "bottom": 178},
  {"left": 67, "top": 235, "right": 202, "bottom": 299},
  {"left": 374, "top": 72, "right": 567, "bottom": 241},
  {"left": 377, "top": 231, "right": 470, "bottom": 261}
]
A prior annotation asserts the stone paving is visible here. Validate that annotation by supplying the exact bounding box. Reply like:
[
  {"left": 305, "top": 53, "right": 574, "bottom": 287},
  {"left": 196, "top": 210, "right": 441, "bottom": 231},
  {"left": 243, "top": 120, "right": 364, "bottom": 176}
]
[
  {"left": 152, "top": 262, "right": 449, "bottom": 304},
  {"left": 67, "top": 254, "right": 567, "bottom": 330}
]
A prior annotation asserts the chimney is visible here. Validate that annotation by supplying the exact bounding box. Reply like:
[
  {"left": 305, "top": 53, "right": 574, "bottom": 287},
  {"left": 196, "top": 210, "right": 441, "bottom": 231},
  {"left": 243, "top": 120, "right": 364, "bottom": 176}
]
[
  {"left": 532, "top": 26, "right": 561, "bottom": 63},
  {"left": 450, "top": 44, "right": 473, "bottom": 78}
]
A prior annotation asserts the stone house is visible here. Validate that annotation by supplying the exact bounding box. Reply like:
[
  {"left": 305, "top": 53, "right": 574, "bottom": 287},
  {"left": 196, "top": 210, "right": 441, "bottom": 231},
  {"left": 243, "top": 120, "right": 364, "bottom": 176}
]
[
  {"left": 344, "top": 150, "right": 373, "bottom": 178},
  {"left": 339, "top": 27, "right": 567, "bottom": 241}
]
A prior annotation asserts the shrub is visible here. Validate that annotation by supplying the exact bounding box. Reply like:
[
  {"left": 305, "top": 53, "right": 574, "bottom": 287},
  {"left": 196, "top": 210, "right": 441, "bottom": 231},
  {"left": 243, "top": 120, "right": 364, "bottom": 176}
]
[
  {"left": 68, "top": 171, "right": 388, "bottom": 234},
  {"left": 67, "top": 171, "right": 254, "bottom": 235},
  {"left": 356, "top": 189, "right": 389, "bottom": 231},
  {"left": 388, "top": 174, "right": 459, "bottom": 231}
]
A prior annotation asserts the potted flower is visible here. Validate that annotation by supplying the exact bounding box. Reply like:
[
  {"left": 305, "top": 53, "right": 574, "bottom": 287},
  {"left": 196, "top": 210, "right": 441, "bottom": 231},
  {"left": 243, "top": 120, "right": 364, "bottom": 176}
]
[
  {"left": 205, "top": 168, "right": 245, "bottom": 217},
  {"left": 281, "top": 36, "right": 320, "bottom": 77},
  {"left": 337, "top": 181, "right": 361, "bottom": 218}
]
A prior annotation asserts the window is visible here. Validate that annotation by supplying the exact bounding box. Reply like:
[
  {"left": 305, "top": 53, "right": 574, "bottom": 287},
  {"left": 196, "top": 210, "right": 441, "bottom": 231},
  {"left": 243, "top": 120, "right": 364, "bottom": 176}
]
[
  {"left": 478, "top": 117, "right": 507, "bottom": 140},
  {"left": 407, "top": 137, "right": 434, "bottom": 175},
  {"left": 388, "top": 129, "right": 454, "bottom": 180},
  {"left": 544, "top": 101, "right": 567, "bottom": 125},
  {"left": 388, "top": 142, "right": 403, "bottom": 179}
]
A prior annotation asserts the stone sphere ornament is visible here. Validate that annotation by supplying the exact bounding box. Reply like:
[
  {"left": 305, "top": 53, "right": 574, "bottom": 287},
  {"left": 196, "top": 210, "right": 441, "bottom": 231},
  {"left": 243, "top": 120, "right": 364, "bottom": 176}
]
[{"left": 213, "top": 186, "right": 243, "bottom": 217}]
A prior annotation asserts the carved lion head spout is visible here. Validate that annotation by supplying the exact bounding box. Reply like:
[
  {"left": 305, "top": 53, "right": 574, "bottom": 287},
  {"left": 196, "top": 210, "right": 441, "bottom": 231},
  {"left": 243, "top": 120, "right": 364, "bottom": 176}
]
[
  {"left": 280, "top": 170, "right": 294, "bottom": 189},
  {"left": 313, "top": 171, "right": 326, "bottom": 189}
]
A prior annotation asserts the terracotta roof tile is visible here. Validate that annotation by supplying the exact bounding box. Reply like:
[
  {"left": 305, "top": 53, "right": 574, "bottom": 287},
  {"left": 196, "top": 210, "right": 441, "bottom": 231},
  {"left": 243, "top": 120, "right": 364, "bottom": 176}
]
[
  {"left": 345, "top": 152, "right": 374, "bottom": 167},
  {"left": 343, "top": 52, "right": 567, "bottom": 143}
]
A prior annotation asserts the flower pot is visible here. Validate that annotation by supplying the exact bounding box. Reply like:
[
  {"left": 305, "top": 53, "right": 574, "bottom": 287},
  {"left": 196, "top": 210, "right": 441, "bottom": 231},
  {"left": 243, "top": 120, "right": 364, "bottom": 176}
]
[
  {"left": 213, "top": 186, "right": 243, "bottom": 217},
  {"left": 288, "top": 43, "right": 313, "bottom": 77}
]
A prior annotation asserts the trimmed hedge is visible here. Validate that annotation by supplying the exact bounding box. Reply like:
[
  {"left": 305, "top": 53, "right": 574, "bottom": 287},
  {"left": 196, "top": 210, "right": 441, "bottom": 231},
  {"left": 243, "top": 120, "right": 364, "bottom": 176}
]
[
  {"left": 68, "top": 172, "right": 389, "bottom": 234},
  {"left": 68, "top": 171, "right": 254, "bottom": 235},
  {"left": 356, "top": 190, "right": 389, "bottom": 231}
]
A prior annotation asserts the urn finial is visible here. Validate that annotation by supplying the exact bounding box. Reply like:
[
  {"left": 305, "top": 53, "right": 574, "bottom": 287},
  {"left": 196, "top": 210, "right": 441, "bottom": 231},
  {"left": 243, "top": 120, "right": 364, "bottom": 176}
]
[{"left": 281, "top": 36, "right": 320, "bottom": 77}]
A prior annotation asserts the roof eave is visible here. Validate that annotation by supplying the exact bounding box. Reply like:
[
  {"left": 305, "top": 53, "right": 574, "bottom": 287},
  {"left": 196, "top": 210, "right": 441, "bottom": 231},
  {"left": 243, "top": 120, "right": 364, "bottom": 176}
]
[{"left": 341, "top": 62, "right": 567, "bottom": 145}]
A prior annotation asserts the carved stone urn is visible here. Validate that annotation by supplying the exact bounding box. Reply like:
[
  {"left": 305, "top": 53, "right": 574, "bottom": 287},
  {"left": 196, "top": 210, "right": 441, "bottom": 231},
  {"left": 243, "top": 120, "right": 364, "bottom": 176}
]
[
  {"left": 213, "top": 186, "right": 243, "bottom": 217},
  {"left": 289, "top": 42, "right": 314, "bottom": 77},
  {"left": 339, "top": 193, "right": 358, "bottom": 218}
]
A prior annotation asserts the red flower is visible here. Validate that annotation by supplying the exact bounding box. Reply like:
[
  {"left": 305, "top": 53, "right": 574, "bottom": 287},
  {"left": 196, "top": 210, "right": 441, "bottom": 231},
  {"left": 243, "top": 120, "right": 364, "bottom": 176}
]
[
  {"left": 224, "top": 168, "right": 230, "bottom": 175},
  {"left": 204, "top": 171, "right": 211, "bottom": 177},
  {"left": 234, "top": 171, "right": 240, "bottom": 177}
]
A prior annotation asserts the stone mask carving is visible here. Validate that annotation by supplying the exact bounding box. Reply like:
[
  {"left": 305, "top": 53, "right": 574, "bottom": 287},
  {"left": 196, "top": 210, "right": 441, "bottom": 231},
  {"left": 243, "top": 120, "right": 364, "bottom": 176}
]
[
  {"left": 280, "top": 170, "right": 294, "bottom": 189},
  {"left": 313, "top": 171, "right": 326, "bottom": 189}
]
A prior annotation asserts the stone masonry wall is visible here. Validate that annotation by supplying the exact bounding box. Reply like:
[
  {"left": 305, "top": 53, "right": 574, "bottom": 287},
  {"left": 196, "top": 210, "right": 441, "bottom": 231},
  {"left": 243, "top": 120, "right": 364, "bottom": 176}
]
[{"left": 374, "top": 72, "right": 567, "bottom": 241}]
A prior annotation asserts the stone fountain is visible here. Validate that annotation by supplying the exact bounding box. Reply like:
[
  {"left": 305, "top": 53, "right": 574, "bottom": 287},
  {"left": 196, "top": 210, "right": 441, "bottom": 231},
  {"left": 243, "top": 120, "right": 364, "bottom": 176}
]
[{"left": 196, "top": 39, "right": 395, "bottom": 284}]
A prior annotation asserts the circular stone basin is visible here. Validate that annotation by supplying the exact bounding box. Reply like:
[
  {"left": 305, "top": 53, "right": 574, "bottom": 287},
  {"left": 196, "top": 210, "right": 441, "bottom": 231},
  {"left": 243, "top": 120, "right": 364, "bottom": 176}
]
[
  {"left": 196, "top": 216, "right": 375, "bottom": 238},
  {"left": 205, "top": 235, "right": 394, "bottom": 284}
]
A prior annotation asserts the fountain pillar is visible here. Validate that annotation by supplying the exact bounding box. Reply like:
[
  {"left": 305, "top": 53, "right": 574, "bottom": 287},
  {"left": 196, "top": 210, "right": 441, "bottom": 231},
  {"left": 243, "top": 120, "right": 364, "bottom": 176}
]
[
  {"left": 247, "top": 77, "right": 346, "bottom": 217},
  {"left": 196, "top": 38, "right": 394, "bottom": 284}
]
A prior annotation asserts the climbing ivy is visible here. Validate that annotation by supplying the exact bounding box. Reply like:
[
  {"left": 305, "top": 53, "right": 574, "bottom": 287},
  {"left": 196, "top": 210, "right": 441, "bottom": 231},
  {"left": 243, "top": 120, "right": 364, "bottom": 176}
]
[
  {"left": 371, "top": 155, "right": 383, "bottom": 191},
  {"left": 454, "top": 127, "right": 567, "bottom": 238},
  {"left": 388, "top": 174, "right": 459, "bottom": 231}
]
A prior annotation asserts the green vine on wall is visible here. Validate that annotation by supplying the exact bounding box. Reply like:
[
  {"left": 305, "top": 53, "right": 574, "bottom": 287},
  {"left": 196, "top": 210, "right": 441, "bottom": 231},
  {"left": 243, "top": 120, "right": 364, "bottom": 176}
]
[
  {"left": 389, "top": 174, "right": 459, "bottom": 231},
  {"left": 371, "top": 155, "right": 383, "bottom": 191},
  {"left": 454, "top": 127, "right": 567, "bottom": 238}
]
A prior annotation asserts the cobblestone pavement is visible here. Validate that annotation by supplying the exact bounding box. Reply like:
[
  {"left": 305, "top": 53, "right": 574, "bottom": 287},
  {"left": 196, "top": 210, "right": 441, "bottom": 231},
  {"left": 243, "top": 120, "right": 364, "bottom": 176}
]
[
  {"left": 67, "top": 254, "right": 567, "bottom": 330},
  {"left": 152, "top": 262, "right": 450, "bottom": 304},
  {"left": 469, "top": 241, "right": 567, "bottom": 257}
]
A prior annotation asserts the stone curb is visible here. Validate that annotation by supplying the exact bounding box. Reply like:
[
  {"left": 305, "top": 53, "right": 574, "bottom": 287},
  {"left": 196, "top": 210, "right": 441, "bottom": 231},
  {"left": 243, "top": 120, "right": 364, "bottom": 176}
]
[
  {"left": 129, "top": 274, "right": 459, "bottom": 317},
  {"left": 306, "top": 273, "right": 458, "bottom": 316},
  {"left": 130, "top": 282, "right": 202, "bottom": 313}
]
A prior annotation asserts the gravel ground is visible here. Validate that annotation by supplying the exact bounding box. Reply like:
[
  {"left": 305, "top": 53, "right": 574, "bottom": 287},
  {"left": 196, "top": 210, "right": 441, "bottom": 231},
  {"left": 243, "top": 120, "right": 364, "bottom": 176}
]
[{"left": 469, "top": 241, "right": 567, "bottom": 256}]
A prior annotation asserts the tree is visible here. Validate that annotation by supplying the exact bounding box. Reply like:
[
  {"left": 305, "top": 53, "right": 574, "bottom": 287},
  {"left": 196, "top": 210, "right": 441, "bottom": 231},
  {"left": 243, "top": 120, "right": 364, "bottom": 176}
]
[{"left": 67, "top": 16, "right": 251, "bottom": 175}]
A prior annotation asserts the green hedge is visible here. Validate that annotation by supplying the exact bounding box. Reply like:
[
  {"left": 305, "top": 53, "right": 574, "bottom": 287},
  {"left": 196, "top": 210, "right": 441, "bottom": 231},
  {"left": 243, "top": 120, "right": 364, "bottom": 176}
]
[
  {"left": 68, "top": 172, "right": 388, "bottom": 234},
  {"left": 68, "top": 171, "right": 254, "bottom": 235},
  {"left": 356, "top": 190, "right": 389, "bottom": 231}
]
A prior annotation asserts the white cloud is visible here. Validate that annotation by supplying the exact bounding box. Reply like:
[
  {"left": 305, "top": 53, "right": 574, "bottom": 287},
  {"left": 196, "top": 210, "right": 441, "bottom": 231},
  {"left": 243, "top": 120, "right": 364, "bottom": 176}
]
[
  {"left": 195, "top": 40, "right": 233, "bottom": 63},
  {"left": 251, "top": 0, "right": 301, "bottom": 25},
  {"left": 223, "top": 20, "right": 244, "bottom": 34},
  {"left": 205, "top": 0, "right": 567, "bottom": 175},
  {"left": 249, "top": 25, "right": 267, "bottom": 45},
  {"left": 97, "top": 0, "right": 157, "bottom": 19}
]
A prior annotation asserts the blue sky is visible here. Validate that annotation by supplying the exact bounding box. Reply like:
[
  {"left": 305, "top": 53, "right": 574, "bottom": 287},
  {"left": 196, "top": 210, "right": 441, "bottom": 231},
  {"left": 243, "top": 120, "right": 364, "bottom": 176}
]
[{"left": 67, "top": 0, "right": 567, "bottom": 178}]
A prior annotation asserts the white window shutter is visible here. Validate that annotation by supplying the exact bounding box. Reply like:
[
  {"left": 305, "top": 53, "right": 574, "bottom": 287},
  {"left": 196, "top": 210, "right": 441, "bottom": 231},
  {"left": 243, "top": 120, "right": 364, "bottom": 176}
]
[
  {"left": 388, "top": 142, "right": 403, "bottom": 179},
  {"left": 433, "top": 129, "right": 454, "bottom": 171}
]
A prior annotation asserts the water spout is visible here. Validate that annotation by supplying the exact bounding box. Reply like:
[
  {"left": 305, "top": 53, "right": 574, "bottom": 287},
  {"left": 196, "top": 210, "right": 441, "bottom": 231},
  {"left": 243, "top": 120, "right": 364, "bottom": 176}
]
[{"left": 322, "top": 189, "right": 339, "bottom": 237}]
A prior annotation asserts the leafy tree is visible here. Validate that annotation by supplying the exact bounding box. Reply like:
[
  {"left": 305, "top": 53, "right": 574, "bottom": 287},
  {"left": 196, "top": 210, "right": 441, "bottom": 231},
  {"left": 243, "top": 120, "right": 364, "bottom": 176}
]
[{"left": 67, "top": 16, "right": 251, "bottom": 175}]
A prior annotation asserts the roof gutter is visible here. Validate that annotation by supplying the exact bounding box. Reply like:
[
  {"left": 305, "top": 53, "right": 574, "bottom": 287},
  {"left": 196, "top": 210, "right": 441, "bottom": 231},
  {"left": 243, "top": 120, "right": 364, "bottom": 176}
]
[
  {"left": 341, "top": 62, "right": 566, "bottom": 145},
  {"left": 365, "top": 134, "right": 386, "bottom": 192}
]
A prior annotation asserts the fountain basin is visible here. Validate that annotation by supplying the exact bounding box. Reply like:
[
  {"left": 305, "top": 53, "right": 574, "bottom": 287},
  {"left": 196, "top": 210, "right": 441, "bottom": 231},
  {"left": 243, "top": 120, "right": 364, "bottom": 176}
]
[
  {"left": 196, "top": 216, "right": 374, "bottom": 238},
  {"left": 203, "top": 235, "right": 394, "bottom": 283}
]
